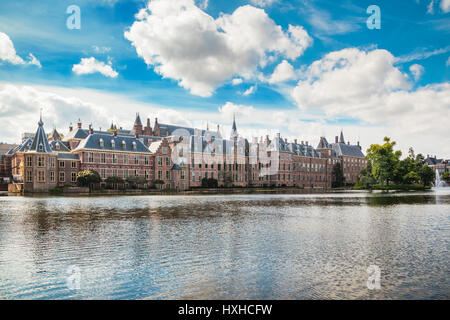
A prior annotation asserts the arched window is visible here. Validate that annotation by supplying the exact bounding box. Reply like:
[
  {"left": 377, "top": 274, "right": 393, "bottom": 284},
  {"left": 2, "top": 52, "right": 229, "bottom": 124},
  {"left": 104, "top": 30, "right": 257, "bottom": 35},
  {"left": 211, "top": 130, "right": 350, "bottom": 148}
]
[
  {"left": 99, "top": 138, "right": 104, "bottom": 147},
  {"left": 111, "top": 140, "right": 115, "bottom": 148},
  {"left": 39, "top": 143, "right": 43, "bottom": 151},
  {"left": 132, "top": 141, "right": 137, "bottom": 150},
  {"left": 122, "top": 140, "right": 126, "bottom": 149},
  {"left": 55, "top": 142, "right": 60, "bottom": 151}
]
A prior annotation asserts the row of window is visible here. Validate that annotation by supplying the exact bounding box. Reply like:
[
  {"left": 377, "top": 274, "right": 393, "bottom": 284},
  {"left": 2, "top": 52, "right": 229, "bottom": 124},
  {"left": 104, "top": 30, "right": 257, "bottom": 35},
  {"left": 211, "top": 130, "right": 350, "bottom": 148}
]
[
  {"left": 26, "top": 170, "right": 77, "bottom": 183},
  {"left": 87, "top": 153, "right": 150, "bottom": 165},
  {"left": 26, "top": 156, "right": 77, "bottom": 168}
]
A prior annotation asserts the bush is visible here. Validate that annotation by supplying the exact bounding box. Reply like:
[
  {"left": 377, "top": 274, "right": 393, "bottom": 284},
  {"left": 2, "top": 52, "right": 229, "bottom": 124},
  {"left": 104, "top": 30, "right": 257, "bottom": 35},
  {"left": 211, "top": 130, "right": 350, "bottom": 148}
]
[
  {"left": 76, "top": 170, "right": 101, "bottom": 187},
  {"left": 201, "top": 178, "right": 218, "bottom": 188},
  {"left": 49, "top": 186, "right": 63, "bottom": 194}
]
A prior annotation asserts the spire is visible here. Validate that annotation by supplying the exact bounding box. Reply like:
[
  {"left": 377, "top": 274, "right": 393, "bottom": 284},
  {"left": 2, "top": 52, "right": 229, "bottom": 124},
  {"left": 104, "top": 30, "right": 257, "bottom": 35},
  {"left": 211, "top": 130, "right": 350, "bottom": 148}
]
[
  {"left": 230, "top": 113, "right": 238, "bottom": 140},
  {"left": 134, "top": 112, "right": 142, "bottom": 126},
  {"left": 38, "top": 108, "right": 43, "bottom": 126},
  {"left": 50, "top": 128, "right": 61, "bottom": 141},
  {"left": 339, "top": 130, "right": 345, "bottom": 144}
]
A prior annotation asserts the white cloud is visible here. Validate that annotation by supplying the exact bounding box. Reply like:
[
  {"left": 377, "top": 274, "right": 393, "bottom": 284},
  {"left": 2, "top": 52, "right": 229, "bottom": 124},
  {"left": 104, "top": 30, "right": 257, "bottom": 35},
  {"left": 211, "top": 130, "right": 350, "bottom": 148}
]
[
  {"left": 0, "top": 32, "right": 40, "bottom": 67},
  {"left": 440, "top": 0, "right": 450, "bottom": 12},
  {"left": 409, "top": 64, "right": 425, "bottom": 81},
  {"left": 219, "top": 102, "right": 255, "bottom": 118},
  {"left": 72, "top": 57, "right": 118, "bottom": 78},
  {"left": 232, "top": 78, "right": 243, "bottom": 85},
  {"left": 395, "top": 46, "right": 450, "bottom": 63},
  {"left": 124, "top": 0, "right": 312, "bottom": 97},
  {"left": 304, "top": 6, "right": 359, "bottom": 35},
  {"left": 291, "top": 48, "right": 450, "bottom": 153},
  {"left": 268, "top": 60, "right": 296, "bottom": 83},
  {"left": 447, "top": 56, "right": 450, "bottom": 66},
  {"left": 249, "top": 0, "right": 277, "bottom": 7},
  {"left": 243, "top": 85, "right": 257, "bottom": 96},
  {"left": 92, "top": 46, "right": 112, "bottom": 54}
]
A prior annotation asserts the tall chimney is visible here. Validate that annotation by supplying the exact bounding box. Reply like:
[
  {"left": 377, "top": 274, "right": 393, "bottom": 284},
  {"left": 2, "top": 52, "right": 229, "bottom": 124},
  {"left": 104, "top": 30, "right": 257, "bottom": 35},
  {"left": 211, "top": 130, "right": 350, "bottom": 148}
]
[
  {"left": 294, "top": 139, "right": 298, "bottom": 144},
  {"left": 284, "top": 138, "right": 288, "bottom": 143},
  {"left": 77, "top": 118, "right": 82, "bottom": 129},
  {"left": 335, "top": 136, "right": 338, "bottom": 143},
  {"left": 306, "top": 141, "right": 308, "bottom": 146},
  {"left": 88, "top": 124, "right": 93, "bottom": 134},
  {"left": 347, "top": 141, "right": 350, "bottom": 145},
  {"left": 69, "top": 123, "right": 73, "bottom": 132}
]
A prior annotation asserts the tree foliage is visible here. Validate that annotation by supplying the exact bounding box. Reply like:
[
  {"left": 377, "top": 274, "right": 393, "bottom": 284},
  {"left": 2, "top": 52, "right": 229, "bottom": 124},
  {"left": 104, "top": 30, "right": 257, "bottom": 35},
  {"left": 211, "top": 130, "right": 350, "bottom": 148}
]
[
  {"left": 76, "top": 170, "right": 101, "bottom": 187},
  {"left": 332, "top": 162, "right": 345, "bottom": 188},
  {"left": 201, "top": 178, "right": 218, "bottom": 188}
]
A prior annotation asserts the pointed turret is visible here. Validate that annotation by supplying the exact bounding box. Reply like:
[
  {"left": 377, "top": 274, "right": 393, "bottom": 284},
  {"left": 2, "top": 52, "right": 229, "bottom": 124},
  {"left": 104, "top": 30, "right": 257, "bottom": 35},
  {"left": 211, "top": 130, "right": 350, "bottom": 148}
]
[
  {"left": 339, "top": 130, "right": 345, "bottom": 144},
  {"left": 133, "top": 112, "right": 143, "bottom": 135},
  {"left": 30, "top": 112, "right": 52, "bottom": 153},
  {"left": 49, "top": 128, "right": 61, "bottom": 141},
  {"left": 134, "top": 113, "right": 142, "bottom": 126},
  {"left": 230, "top": 113, "right": 238, "bottom": 140}
]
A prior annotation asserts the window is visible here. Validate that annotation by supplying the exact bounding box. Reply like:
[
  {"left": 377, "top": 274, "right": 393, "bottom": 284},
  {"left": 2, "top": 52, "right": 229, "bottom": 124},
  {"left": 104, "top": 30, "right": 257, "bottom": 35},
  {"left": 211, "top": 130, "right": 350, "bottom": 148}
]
[
  {"left": 165, "top": 171, "right": 170, "bottom": 180},
  {"left": 101, "top": 169, "right": 106, "bottom": 179},
  {"left": 134, "top": 170, "right": 138, "bottom": 177},
  {"left": 101, "top": 153, "right": 106, "bottom": 164},
  {"left": 145, "top": 170, "right": 149, "bottom": 180},
  {"left": 26, "top": 170, "right": 32, "bottom": 182},
  {"left": 71, "top": 172, "right": 77, "bottom": 182},
  {"left": 158, "top": 157, "right": 162, "bottom": 166},
  {"left": 123, "top": 154, "right": 128, "bottom": 164},
  {"left": 181, "top": 171, "right": 185, "bottom": 180},
  {"left": 59, "top": 172, "right": 65, "bottom": 182},
  {"left": 37, "top": 157, "right": 45, "bottom": 167},
  {"left": 59, "top": 161, "right": 65, "bottom": 168},
  {"left": 99, "top": 138, "right": 104, "bottom": 147},
  {"left": 112, "top": 169, "right": 117, "bottom": 176},
  {"left": 71, "top": 161, "right": 77, "bottom": 168},
  {"left": 122, "top": 140, "right": 126, "bottom": 149},
  {"left": 132, "top": 142, "right": 137, "bottom": 150},
  {"left": 50, "top": 157, "right": 55, "bottom": 168},
  {"left": 111, "top": 140, "right": 115, "bottom": 148},
  {"left": 50, "top": 171, "right": 55, "bottom": 182},
  {"left": 124, "top": 170, "right": 128, "bottom": 179},
  {"left": 158, "top": 170, "right": 163, "bottom": 180},
  {"left": 165, "top": 157, "right": 170, "bottom": 166},
  {"left": 88, "top": 153, "right": 94, "bottom": 163},
  {"left": 134, "top": 155, "right": 139, "bottom": 165},
  {"left": 112, "top": 154, "right": 118, "bottom": 164},
  {"left": 162, "top": 147, "right": 167, "bottom": 154},
  {"left": 38, "top": 170, "right": 45, "bottom": 182},
  {"left": 145, "top": 156, "right": 149, "bottom": 165},
  {"left": 192, "top": 172, "right": 195, "bottom": 181},
  {"left": 26, "top": 157, "right": 32, "bottom": 167}
]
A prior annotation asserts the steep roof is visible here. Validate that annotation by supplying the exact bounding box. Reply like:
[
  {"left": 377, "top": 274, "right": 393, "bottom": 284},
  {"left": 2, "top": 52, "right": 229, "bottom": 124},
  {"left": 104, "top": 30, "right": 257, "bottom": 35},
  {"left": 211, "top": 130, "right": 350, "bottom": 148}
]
[
  {"left": 331, "top": 143, "right": 364, "bottom": 157},
  {"left": 339, "top": 131, "right": 345, "bottom": 144},
  {"left": 317, "top": 137, "right": 330, "bottom": 149},
  {"left": 49, "top": 140, "right": 71, "bottom": 152},
  {"left": 73, "top": 133, "right": 151, "bottom": 153},
  {"left": 29, "top": 117, "right": 52, "bottom": 153},
  {"left": 49, "top": 128, "right": 61, "bottom": 140},
  {"left": 134, "top": 113, "right": 142, "bottom": 126}
]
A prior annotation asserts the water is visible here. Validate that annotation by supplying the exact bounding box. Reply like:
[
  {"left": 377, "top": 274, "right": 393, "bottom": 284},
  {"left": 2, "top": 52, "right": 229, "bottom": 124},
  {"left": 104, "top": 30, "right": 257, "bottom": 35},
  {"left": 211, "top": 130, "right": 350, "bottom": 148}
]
[
  {"left": 435, "top": 168, "right": 448, "bottom": 188},
  {"left": 0, "top": 191, "right": 449, "bottom": 300}
]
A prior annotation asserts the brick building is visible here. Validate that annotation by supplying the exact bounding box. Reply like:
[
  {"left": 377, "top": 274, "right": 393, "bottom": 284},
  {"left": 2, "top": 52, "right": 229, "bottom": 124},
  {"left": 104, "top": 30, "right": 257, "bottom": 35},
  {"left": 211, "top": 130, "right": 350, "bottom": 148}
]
[{"left": 3, "top": 112, "right": 366, "bottom": 192}]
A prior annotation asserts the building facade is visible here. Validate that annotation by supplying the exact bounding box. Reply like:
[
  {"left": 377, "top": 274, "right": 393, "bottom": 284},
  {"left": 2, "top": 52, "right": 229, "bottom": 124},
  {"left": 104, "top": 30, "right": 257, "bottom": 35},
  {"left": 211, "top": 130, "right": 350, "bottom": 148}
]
[{"left": 4, "top": 112, "right": 366, "bottom": 192}]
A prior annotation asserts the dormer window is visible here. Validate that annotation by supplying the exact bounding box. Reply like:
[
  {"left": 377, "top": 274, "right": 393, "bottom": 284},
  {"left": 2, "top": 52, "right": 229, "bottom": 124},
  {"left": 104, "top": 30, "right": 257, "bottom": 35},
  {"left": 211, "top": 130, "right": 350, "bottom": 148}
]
[
  {"left": 122, "top": 140, "right": 126, "bottom": 149},
  {"left": 111, "top": 140, "right": 115, "bottom": 148},
  {"left": 55, "top": 142, "right": 60, "bottom": 151},
  {"left": 39, "top": 143, "right": 43, "bottom": 151},
  {"left": 132, "top": 141, "right": 137, "bottom": 150},
  {"left": 99, "top": 138, "right": 104, "bottom": 147}
]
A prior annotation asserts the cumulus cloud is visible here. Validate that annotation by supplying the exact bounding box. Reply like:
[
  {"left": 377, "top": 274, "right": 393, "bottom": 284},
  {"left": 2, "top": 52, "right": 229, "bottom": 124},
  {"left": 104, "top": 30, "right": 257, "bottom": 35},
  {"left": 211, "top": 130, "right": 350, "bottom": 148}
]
[
  {"left": 291, "top": 48, "right": 450, "bottom": 145},
  {"left": 219, "top": 102, "right": 255, "bottom": 118},
  {"left": 410, "top": 64, "right": 425, "bottom": 81},
  {"left": 0, "top": 32, "right": 41, "bottom": 67},
  {"left": 72, "top": 57, "right": 118, "bottom": 78},
  {"left": 124, "top": 0, "right": 312, "bottom": 97},
  {"left": 268, "top": 60, "right": 296, "bottom": 83}
]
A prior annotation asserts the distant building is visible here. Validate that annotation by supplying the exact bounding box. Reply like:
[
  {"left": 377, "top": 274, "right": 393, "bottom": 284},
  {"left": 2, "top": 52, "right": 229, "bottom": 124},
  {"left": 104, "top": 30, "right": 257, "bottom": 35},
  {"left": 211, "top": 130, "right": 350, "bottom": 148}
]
[{"left": 425, "top": 155, "right": 449, "bottom": 176}]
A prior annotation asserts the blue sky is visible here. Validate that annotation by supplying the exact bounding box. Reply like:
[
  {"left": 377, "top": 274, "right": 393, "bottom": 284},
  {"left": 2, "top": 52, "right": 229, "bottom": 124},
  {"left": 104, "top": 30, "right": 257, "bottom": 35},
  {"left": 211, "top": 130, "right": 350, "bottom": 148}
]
[{"left": 0, "top": 0, "right": 449, "bottom": 156}]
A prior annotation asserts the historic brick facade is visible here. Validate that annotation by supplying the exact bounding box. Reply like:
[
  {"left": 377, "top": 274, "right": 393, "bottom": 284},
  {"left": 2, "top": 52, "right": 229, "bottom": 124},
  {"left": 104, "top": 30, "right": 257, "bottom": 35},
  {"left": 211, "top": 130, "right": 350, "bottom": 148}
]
[{"left": 3, "top": 112, "right": 366, "bottom": 192}]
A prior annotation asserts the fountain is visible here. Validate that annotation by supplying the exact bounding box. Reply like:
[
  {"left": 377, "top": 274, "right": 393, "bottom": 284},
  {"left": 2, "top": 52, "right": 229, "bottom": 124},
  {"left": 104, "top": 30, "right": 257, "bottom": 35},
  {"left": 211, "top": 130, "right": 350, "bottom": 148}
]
[{"left": 434, "top": 169, "right": 448, "bottom": 188}]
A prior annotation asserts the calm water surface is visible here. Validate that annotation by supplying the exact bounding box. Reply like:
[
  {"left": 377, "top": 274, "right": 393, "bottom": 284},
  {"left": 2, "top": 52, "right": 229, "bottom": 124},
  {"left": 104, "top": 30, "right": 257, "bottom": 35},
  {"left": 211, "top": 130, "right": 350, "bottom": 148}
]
[{"left": 0, "top": 190, "right": 449, "bottom": 299}]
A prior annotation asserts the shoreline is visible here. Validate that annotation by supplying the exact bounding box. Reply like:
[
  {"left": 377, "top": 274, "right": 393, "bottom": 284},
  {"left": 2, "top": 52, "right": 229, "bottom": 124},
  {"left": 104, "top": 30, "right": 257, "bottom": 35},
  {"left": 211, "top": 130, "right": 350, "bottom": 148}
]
[{"left": 0, "top": 187, "right": 436, "bottom": 197}]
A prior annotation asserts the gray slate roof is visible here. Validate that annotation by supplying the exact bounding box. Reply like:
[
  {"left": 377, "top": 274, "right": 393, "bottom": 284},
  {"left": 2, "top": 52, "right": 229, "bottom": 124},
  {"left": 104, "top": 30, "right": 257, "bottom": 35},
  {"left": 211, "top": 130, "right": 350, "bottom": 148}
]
[
  {"left": 30, "top": 119, "right": 52, "bottom": 153},
  {"left": 73, "top": 133, "right": 151, "bottom": 153},
  {"left": 57, "top": 153, "right": 80, "bottom": 160},
  {"left": 331, "top": 143, "right": 364, "bottom": 157}
]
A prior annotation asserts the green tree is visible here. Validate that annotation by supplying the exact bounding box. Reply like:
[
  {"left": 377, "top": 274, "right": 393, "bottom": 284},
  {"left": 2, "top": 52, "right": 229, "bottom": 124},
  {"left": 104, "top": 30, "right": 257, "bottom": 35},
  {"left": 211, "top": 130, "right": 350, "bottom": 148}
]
[
  {"left": 418, "top": 165, "right": 435, "bottom": 187},
  {"left": 442, "top": 172, "right": 449, "bottom": 179},
  {"left": 366, "top": 137, "right": 402, "bottom": 185},
  {"left": 105, "top": 176, "right": 124, "bottom": 189},
  {"left": 126, "top": 176, "right": 147, "bottom": 188},
  {"left": 332, "top": 162, "right": 344, "bottom": 188},
  {"left": 76, "top": 170, "right": 101, "bottom": 187},
  {"left": 201, "top": 178, "right": 218, "bottom": 188},
  {"left": 219, "top": 171, "right": 233, "bottom": 188}
]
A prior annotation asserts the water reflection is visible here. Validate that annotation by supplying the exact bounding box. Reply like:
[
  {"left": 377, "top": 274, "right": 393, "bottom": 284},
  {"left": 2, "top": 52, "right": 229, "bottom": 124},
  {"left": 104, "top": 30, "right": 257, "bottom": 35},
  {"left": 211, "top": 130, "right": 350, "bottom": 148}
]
[{"left": 0, "top": 191, "right": 449, "bottom": 299}]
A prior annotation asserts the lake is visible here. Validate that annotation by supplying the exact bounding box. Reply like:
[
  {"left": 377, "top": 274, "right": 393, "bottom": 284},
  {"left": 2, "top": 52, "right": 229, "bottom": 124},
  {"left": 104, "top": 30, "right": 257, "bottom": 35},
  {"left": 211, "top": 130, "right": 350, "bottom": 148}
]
[{"left": 0, "top": 190, "right": 449, "bottom": 299}]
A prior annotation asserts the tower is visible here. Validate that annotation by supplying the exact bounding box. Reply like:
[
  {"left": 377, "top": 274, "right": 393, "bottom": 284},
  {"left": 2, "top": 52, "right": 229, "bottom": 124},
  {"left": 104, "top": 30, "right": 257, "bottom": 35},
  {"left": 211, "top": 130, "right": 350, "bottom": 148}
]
[{"left": 133, "top": 112, "right": 143, "bottom": 136}]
